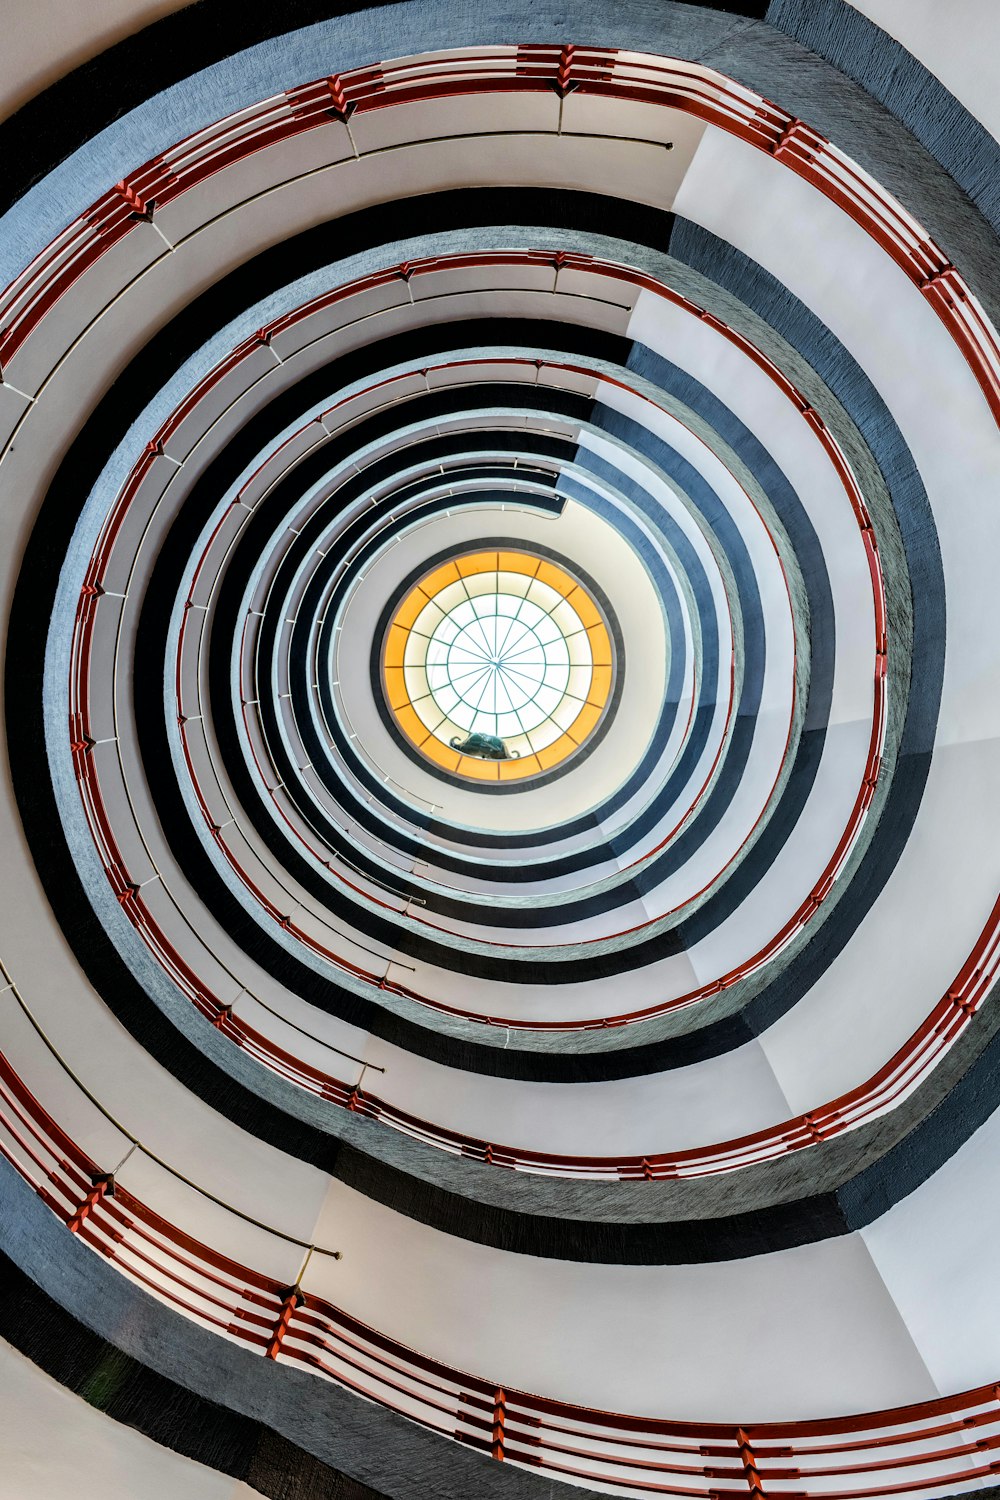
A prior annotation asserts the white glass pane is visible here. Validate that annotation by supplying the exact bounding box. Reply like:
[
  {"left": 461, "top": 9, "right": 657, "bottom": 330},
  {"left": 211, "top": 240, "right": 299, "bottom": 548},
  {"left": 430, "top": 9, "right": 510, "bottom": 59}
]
[
  {"left": 462, "top": 571, "right": 496, "bottom": 600},
  {"left": 528, "top": 719, "right": 561, "bottom": 752},
  {"left": 412, "top": 599, "right": 446, "bottom": 635},
  {"left": 567, "top": 663, "right": 594, "bottom": 701},
  {"left": 550, "top": 695, "right": 582, "bottom": 732},
  {"left": 403, "top": 662, "right": 431, "bottom": 704},
  {"left": 496, "top": 571, "right": 531, "bottom": 599},
  {"left": 430, "top": 581, "right": 469, "bottom": 617}
]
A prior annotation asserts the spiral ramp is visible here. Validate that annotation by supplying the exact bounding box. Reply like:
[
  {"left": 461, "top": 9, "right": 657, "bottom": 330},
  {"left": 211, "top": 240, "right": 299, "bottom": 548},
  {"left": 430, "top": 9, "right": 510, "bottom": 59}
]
[{"left": 2, "top": 2, "right": 1000, "bottom": 1496}]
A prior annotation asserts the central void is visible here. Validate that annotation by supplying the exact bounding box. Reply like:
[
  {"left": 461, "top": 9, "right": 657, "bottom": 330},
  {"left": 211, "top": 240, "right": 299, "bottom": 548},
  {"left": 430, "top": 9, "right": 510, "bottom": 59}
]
[{"left": 383, "top": 550, "right": 614, "bottom": 781}]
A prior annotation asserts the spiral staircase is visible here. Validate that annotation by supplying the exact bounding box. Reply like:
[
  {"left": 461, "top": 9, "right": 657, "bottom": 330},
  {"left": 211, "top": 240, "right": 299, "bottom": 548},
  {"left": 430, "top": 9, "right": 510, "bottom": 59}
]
[{"left": 2, "top": 3, "right": 1000, "bottom": 1496}]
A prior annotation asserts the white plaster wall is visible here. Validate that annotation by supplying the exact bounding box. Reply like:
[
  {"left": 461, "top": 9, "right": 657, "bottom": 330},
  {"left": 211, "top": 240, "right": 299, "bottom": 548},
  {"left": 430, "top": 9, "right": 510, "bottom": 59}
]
[
  {"left": 307, "top": 1181, "right": 937, "bottom": 1421},
  {"left": 847, "top": 0, "right": 1000, "bottom": 144},
  {"left": 0, "top": 0, "right": 195, "bottom": 125},
  {"left": 0, "top": 1336, "right": 251, "bottom": 1500},
  {"left": 862, "top": 1097, "right": 1000, "bottom": 1397},
  {"left": 673, "top": 124, "right": 1000, "bottom": 1106}
]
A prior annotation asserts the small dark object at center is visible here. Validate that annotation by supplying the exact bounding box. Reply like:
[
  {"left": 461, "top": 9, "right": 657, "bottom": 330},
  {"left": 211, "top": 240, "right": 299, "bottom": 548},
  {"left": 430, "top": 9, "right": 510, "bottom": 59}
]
[{"left": 450, "top": 732, "right": 520, "bottom": 760}]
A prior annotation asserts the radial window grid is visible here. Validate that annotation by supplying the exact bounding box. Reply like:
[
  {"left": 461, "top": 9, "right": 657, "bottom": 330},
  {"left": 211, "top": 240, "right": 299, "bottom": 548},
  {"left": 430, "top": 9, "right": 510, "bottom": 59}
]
[{"left": 383, "top": 551, "right": 614, "bottom": 781}]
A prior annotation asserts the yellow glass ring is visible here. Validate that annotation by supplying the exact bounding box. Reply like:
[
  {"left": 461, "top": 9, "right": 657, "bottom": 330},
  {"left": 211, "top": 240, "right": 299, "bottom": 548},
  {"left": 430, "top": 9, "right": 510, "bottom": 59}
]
[{"left": 382, "top": 550, "right": 614, "bottom": 782}]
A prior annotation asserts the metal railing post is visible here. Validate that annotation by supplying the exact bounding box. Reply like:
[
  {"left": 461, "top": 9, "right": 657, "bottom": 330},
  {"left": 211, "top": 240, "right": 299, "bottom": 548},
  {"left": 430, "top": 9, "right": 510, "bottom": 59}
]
[
  {"left": 265, "top": 1286, "right": 305, "bottom": 1360},
  {"left": 736, "top": 1427, "right": 766, "bottom": 1500},
  {"left": 67, "top": 1173, "right": 114, "bottom": 1234},
  {"left": 491, "top": 1388, "right": 506, "bottom": 1460}
]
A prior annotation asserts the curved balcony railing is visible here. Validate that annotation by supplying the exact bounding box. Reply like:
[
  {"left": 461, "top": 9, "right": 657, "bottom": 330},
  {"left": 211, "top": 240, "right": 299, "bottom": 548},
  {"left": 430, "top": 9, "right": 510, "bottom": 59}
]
[
  {"left": 156, "top": 880, "right": 1000, "bottom": 1183},
  {"left": 2, "top": 45, "right": 998, "bottom": 422},
  {"left": 240, "top": 362, "right": 740, "bottom": 913},
  {"left": 6, "top": 48, "right": 1000, "bottom": 1490},
  {"left": 13, "top": 42, "right": 997, "bottom": 1186},
  {"left": 28, "top": 46, "right": 952, "bottom": 1042},
  {"left": 229, "top": 360, "right": 746, "bottom": 939},
  {"left": 72, "top": 254, "right": 884, "bottom": 1002},
  {"left": 0, "top": 975, "right": 999, "bottom": 1498},
  {"left": 62, "top": 248, "right": 950, "bottom": 1190},
  {"left": 47, "top": 674, "right": 1000, "bottom": 1184}
]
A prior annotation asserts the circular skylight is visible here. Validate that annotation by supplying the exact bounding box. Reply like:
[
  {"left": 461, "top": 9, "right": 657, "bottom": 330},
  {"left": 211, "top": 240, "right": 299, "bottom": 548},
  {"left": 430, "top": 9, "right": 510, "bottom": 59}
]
[{"left": 383, "top": 551, "right": 614, "bottom": 782}]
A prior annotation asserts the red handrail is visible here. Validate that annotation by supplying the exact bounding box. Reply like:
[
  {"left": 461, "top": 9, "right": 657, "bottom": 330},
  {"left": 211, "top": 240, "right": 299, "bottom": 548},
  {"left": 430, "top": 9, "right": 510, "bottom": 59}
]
[
  {"left": 66, "top": 237, "right": 975, "bottom": 1185},
  {"left": 1, "top": 1032, "right": 998, "bottom": 1498},
  {"left": 75, "top": 254, "right": 879, "bottom": 997},
  {"left": 3, "top": 46, "right": 997, "bottom": 418},
  {"left": 10, "top": 47, "right": 995, "bottom": 1191}
]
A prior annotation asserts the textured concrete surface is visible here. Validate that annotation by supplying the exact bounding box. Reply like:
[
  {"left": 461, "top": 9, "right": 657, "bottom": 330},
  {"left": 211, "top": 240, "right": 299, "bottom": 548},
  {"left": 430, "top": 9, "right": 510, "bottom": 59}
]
[{"left": 0, "top": 1164, "right": 566, "bottom": 1500}]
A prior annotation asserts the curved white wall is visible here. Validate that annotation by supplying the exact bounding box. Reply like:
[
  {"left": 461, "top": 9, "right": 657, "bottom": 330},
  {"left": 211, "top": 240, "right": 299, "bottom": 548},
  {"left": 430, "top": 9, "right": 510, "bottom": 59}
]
[
  {"left": 848, "top": 0, "right": 1000, "bottom": 144},
  {"left": 0, "top": 0, "right": 195, "bottom": 125}
]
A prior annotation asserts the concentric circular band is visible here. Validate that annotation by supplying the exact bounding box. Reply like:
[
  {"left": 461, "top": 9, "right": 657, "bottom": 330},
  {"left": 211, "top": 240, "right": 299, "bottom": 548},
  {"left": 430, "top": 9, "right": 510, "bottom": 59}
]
[{"left": 4, "top": 6, "right": 1000, "bottom": 1500}]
